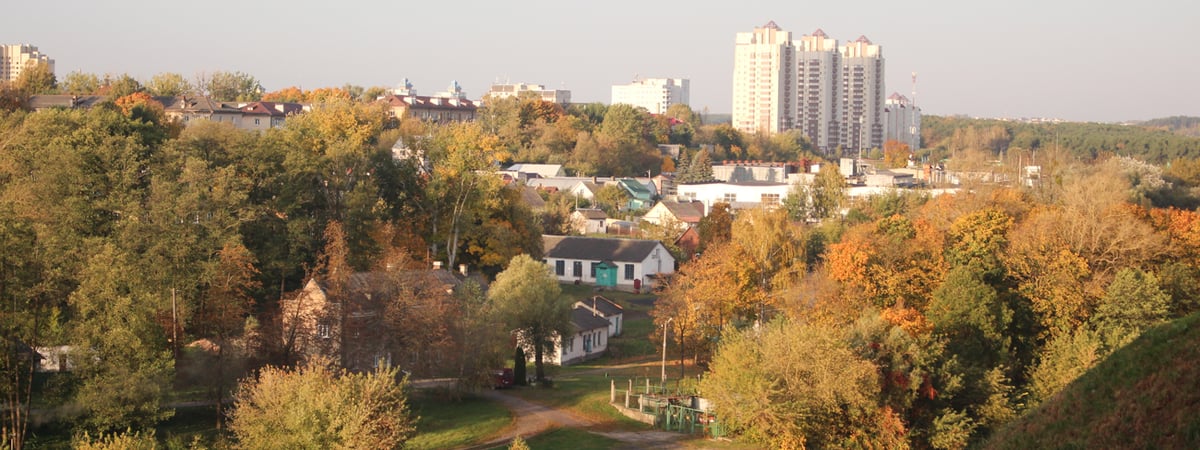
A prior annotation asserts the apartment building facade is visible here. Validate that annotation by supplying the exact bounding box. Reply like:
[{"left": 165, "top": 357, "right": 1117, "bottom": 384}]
[
  {"left": 1, "top": 44, "right": 54, "bottom": 82},
  {"left": 731, "top": 24, "right": 894, "bottom": 156},
  {"left": 611, "top": 78, "right": 690, "bottom": 114}
]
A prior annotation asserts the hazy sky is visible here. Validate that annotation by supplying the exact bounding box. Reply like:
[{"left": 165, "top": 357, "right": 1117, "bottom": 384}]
[{"left": 4, "top": 0, "right": 1196, "bottom": 122}]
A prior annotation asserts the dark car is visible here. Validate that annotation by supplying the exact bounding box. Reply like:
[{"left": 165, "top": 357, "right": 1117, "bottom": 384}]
[{"left": 492, "top": 368, "right": 514, "bottom": 389}]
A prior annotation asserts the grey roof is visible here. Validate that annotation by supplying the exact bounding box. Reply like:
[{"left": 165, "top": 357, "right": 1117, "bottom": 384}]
[
  {"left": 543, "top": 235, "right": 663, "bottom": 263},
  {"left": 577, "top": 295, "right": 623, "bottom": 317},
  {"left": 574, "top": 208, "right": 607, "bottom": 220},
  {"left": 570, "top": 306, "right": 611, "bottom": 332},
  {"left": 505, "top": 163, "right": 564, "bottom": 178},
  {"left": 658, "top": 201, "right": 705, "bottom": 223},
  {"left": 28, "top": 95, "right": 106, "bottom": 110},
  {"left": 520, "top": 186, "right": 546, "bottom": 209}
]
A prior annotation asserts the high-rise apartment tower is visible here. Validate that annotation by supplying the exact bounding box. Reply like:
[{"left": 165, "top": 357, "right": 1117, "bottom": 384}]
[{"left": 1, "top": 44, "right": 54, "bottom": 82}]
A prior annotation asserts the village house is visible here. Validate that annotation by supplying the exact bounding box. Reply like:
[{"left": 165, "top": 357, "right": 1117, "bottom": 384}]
[
  {"left": 642, "top": 200, "right": 706, "bottom": 230},
  {"left": 575, "top": 295, "right": 624, "bottom": 337},
  {"left": 570, "top": 208, "right": 608, "bottom": 234},
  {"left": 523, "top": 305, "right": 611, "bottom": 366},
  {"left": 279, "top": 266, "right": 464, "bottom": 372},
  {"left": 542, "top": 235, "right": 676, "bottom": 291}
]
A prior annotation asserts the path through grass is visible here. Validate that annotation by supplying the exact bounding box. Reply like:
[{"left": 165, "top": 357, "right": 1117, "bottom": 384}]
[{"left": 408, "top": 392, "right": 512, "bottom": 450}]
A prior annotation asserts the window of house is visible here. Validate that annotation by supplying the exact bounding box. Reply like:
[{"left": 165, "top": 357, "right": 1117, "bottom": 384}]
[
  {"left": 584, "top": 334, "right": 591, "bottom": 352},
  {"left": 317, "top": 322, "right": 331, "bottom": 339},
  {"left": 573, "top": 261, "right": 582, "bottom": 278},
  {"left": 555, "top": 260, "right": 564, "bottom": 276},
  {"left": 723, "top": 193, "right": 737, "bottom": 203},
  {"left": 254, "top": 118, "right": 261, "bottom": 125},
  {"left": 761, "top": 193, "right": 780, "bottom": 205},
  {"left": 590, "top": 262, "right": 600, "bottom": 278},
  {"left": 624, "top": 264, "right": 634, "bottom": 280}
]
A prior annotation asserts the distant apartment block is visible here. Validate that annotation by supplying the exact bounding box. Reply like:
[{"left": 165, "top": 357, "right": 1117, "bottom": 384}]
[
  {"left": 795, "top": 29, "right": 842, "bottom": 152},
  {"left": 486, "top": 82, "right": 571, "bottom": 105},
  {"left": 883, "top": 93, "right": 921, "bottom": 150},
  {"left": 732, "top": 22, "right": 794, "bottom": 133},
  {"left": 731, "top": 23, "right": 893, "bottom": 155},
  {"left": 840, "top": 36, "right": 885, "bottom": 154},
  {"left": 1, "top": 44, "right": 54, "bottom": 82},
  {"left": 611, "top": 78, "right": 689, "bottom": 115},
  {"left": 382, "top": 79, "right": 477, "bottom": 123}
]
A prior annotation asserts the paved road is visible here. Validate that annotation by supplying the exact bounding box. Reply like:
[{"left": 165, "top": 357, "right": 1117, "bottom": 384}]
[{"left": 459, "top": 389, "right": 685, "bottom": 450}]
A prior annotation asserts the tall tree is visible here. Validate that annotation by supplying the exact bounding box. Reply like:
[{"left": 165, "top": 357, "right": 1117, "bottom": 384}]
[
  {"left": 203, "top": 71, "right": 262, "bottom": 101},
  {"left": 487, "top": 254, "right": 571, "bottom": 381},
  {"left": 59, "top": 71, "right": 101, "bottom": 95},
  {"left": 12, "top": 63, "right": 56, "bottom": 95},
  {"left": 145, "top": 72, "right": 192, "bottom": 97},
  {"left": 69, "top": 245, "right": 175, "bottom": 432}
]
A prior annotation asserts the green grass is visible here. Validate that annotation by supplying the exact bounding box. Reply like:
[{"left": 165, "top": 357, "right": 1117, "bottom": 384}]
[
  {"left": 407, "top": 393, "right": 512, "bottom": 450},
  {"left": 490, "top": 428, "right": 622, "bottom": 450}
]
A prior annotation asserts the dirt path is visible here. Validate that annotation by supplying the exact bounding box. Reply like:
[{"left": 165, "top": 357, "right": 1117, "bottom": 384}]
[{"left": 460, "top": 389, "right": 685, "bottom": 450}]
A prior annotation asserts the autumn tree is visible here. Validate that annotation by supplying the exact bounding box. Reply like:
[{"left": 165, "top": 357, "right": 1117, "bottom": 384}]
[
  {"left": 700, "top": 319, "right": 884, "bottom": 449},
  {"left": 228, "top": 358, "right": 414, "bottom": 449},
  {"left": 194, "top": 242, "right": 260, "bottom": 428},
  {"left": 424, "top": 121, "right": 507, "bottom": 269},
  {"left": 883, "top": 139, "right": 911, "bottom": 169},
  {"left": 487, "top": 255, "right": 571, "bottom": 382}
]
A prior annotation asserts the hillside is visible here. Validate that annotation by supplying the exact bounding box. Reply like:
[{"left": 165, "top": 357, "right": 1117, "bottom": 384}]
[
  {"left": 1141, "top": 116, "right": 1200, "bottom": 137},
  {"left": 985, "top": 313, "right": 1200, "bottom": 449}
]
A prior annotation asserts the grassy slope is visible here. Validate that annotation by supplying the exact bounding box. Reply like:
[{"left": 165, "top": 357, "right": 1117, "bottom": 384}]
[
  {"left": 408, "top": 393, "right": 512, "bottom": 450},
  {"left": 986, "top": 313, "right": 1200, "bottom": 449}
]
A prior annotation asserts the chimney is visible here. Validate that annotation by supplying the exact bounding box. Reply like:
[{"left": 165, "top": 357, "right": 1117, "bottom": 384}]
[
  {"left": 458, "top": 264, "right": 468, "bottom": 276},
  {"left": 433, "top": 261, "right": 443, "bottom": 270}
]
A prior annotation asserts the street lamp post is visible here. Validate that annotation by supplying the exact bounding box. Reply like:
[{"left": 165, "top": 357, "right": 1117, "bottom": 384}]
[{"left": 661, "top": 317, "right": 673, "bottom": 390}]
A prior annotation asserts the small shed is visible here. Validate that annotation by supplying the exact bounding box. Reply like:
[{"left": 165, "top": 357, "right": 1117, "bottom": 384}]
[{"left": 595, "top": 261, "right": 618, "bottom": 287}]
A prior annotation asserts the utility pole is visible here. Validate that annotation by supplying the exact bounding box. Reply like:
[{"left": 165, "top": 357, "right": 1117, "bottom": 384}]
[{"left": 661, "top": 317, "right": 673, "bottom": 389}]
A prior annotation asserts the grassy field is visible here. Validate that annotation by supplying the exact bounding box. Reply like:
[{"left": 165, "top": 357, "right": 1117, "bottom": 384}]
[
  {"left": 25, "top": 405, "right": 227, "bottom": 449},
  {"left": 408, "top": 392, "right": 512, "bottom": 450}
]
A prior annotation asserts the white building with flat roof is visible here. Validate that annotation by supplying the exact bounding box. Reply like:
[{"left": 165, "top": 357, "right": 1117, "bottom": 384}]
[
  {"left": 486, "top": 82, "right": 571, "bottom": 105},
  {"left": 611, "top": 78, "right": 689, "bottom": 114},
  {"left": 1, "top": 44, "right": 53, "bottom": 82}
]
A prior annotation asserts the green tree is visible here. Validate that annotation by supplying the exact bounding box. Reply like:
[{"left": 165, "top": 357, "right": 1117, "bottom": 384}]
[
  {"left": 677, "top": 149, "right": 714, "bottom": 183},
  {"left": 69, "top": 245, "right": 175, "bottom": 432},
  {"left": 59, "top": 71, "right": 101, "bottom": 95},
  {"left": 13, "top": 62, "right": 56, "bottom": 95},
  {"left": 228, "top": 359, "right": 414, "bottom": 449},
  {"left": 1091, "top": 268, "right": 1170, "bottom": 343},
  {"left": 593, "top": 184, "right": 628, "bottom": 216},
  {"left": 100, "top": 74, "right": 143, "bottom": 99},
  {"left": 926, "top": 267, "right": 1013, "bottom": 370},
  {"left": 696, "top": 202, "right": 733, "bottom": 251},
  {"left": 145, "top": 72, "right": 192, "bottom": 97},
  {"left": 487, "top": 254, "right": 571, "bottom": 382},
  {"left": 787, "top": 164, "right": 846, "bottom": 220},
  {"left": 203, "top": 71, "right": 262, "bottom": 101}
]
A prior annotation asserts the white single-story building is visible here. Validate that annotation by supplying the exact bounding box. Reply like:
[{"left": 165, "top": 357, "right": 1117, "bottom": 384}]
[
  {"left": 676, "top": 181, "right": 793, "bottom": 214},
  {"left": 523, "top": 306, "right": 611, "bottom": 366},
  {"left": 570, "top": 208, "right": 608, "bottom": 234},
  {"left": 542, "top": 235, "right": 676, "bottom": 290}
]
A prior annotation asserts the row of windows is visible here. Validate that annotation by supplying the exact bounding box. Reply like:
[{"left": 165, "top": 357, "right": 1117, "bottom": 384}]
[
  {"left": 551, "top": 260, "right": 635, "bottom": 280},
  {"left": 562, "top": 330, "right": 605, "bottom": 355}
]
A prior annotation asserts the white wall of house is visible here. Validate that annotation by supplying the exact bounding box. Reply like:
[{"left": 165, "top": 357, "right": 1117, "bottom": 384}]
[
  {"left": 549, "top": 327, "right": 609, "bottom": 365},
  {"left": 544, "top": 244, "right": 675, "bottom": 288},
  {"left": 676, "top": 182, "right": 793, "bottom": 214}
]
